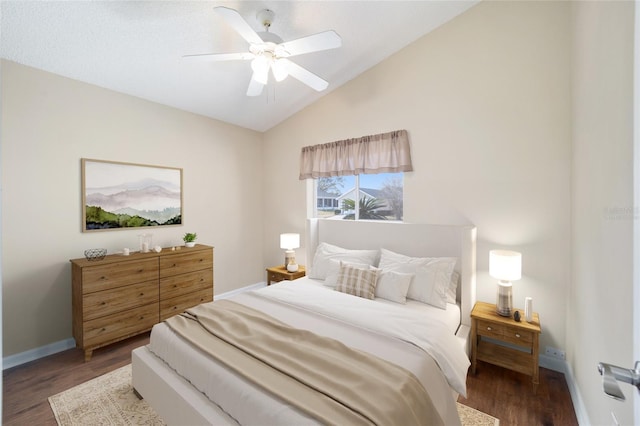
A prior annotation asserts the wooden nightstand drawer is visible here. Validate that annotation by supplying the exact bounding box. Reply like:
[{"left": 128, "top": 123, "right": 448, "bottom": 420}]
[
  {"left": 266, "top": 265, "right": 306, "bottom": 285},
  {"left": 476, "top": 320, "right": 505, "bottom": 339},
  {"left": 501, "top": 327, "right": 534, "bottom": 346},
  {"left": 476, "top": 319, "right": 535, "bottom": 346}
]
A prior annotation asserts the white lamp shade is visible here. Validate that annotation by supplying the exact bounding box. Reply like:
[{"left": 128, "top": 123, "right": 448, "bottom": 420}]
[
  {"left": 251, "top": 56, "right": 270, "bottom": 85},
  {"left": 280, "top": 233, "right": 300, "bottom": 250},
  {"left": 271, "top": 59, "right": 289, "bottom": 82},
  {"left": 489, "top": 250, "right": 522, "bottom": 281}
]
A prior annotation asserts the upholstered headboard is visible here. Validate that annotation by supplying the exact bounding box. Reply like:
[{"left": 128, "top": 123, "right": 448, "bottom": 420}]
[{"left": 306, "top": 219, "right": 477, "bottom": 331}]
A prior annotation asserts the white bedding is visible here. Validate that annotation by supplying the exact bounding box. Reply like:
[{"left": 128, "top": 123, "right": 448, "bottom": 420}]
[
  {"left": 256, "top": 278, "right": 469, "bottom": 395},
  {"left": 289, "top": 277, "right": 462, "bottom": 336},
  {"left": 147, "top": 278, "right": 468, "bottom": 425}
]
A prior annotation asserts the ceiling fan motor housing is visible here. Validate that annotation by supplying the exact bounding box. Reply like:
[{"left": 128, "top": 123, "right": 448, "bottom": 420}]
[{"left": 256, "top": 9, "right": 275, "bottom": 29}]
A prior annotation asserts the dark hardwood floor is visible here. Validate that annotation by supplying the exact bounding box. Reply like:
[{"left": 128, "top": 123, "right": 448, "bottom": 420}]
[
  {"left": 459, "top": 361, "right": 578, "bottom": 426},
  {"left": 3, "top": 334, "right": 578, "bottom": 425},
  {"left": 3, "top": 333, "right": 151, "bottom": 426}
]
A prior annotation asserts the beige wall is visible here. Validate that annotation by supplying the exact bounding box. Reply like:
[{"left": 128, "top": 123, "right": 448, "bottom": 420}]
[
  {"left": 3, "top": 2, "right": 637, "bottom": 422},
  {"left": 570, "top": 1, "right": 635, "bottom": 424},
  {"left": 1, "top": 60, "right": 265, "bottom": 356},
  {"left": 263, "top": 0, "right": 572, "bottom": 360}
]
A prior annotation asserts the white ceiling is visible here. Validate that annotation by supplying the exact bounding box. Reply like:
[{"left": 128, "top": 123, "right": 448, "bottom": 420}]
[{"left": 1, "top": 1, "right": 477, "bottom": 132}]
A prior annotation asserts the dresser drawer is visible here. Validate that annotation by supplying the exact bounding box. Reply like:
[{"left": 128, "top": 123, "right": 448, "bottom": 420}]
[
  {"left": 160, "top": 249, "right": 213, "bottom": 278},
  {"left": 83, "top": 303, "right": 158, "bottom": 347},
  {"left": 160, "top": 287, "right": 213, "bottom": 321},
  {"left": 82, "top": 259, "right": 159, "bottom": 294},
  {"left": 160, "top": 269, "right": 212, "bottom": 300},
  {"left": 83, "top": 280, "right": 159, "bottom": 321}
]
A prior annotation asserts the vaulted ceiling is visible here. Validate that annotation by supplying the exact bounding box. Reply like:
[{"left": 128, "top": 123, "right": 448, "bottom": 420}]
[{"left": 1, "top": 1, "right": 478, "bottom": 132}]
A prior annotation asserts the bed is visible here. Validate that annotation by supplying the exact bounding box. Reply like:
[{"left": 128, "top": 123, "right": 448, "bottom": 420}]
[{"left": 132, "top": 219, "right": 477, "bottom": 425}]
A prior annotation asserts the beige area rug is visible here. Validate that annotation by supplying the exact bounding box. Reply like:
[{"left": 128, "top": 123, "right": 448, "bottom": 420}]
[{"left": 49, "top": 364, "right": 499, "bottom": 425}]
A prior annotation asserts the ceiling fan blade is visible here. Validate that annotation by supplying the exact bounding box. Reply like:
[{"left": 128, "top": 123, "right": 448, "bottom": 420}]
[
  {"left": 247, "top": 74, "right": 265, "bottom": 96},
  {"left": 214, "top": 7, "right": 263, "bottom": 45},
  {"left": 182, "top": 52, "right": 254, "bottom": 62},
  {"left": 280, "top": 59, "right": 329, "bottom": 92},
  {"left": 279, "top": 31, "right": 342, "bottom": 57}
]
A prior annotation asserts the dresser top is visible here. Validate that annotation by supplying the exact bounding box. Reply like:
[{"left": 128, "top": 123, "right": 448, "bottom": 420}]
[{"left": 70, "top": 244, "right": 213, "bottom": 267}]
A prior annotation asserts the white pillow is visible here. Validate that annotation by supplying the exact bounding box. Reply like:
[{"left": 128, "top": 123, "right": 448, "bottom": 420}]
[
  {"left": 446, "top": 270, "right": 461, "bottom": 304},
  {"left": 375, "top": 270, "right": 414, "bottom": 304},
  {"left": 335, "top": 262, "right": 379, "bottom": 300},
  {"left": 324, "top": 259, "right": 371, "bottom": 287},
  {"left": 378, "top": 248, "right": 457, "bottom": 309},
  {"left": 308, "top": 243, "right": 378, "bottom": 280}
]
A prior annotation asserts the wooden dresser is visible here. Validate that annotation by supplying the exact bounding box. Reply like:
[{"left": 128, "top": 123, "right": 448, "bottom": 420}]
[{"left": 71, "top": 244, "right": 213, "bottom": 361}]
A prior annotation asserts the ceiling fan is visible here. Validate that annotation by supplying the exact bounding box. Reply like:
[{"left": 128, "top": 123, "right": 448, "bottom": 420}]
[{"left": 184, "top": 7, "right": 342, "bottom": 96}]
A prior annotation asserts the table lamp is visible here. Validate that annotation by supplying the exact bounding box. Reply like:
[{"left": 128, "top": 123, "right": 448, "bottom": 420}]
[
  {"left": 280, "top": 233, "right": 300, "bottom": 272},
  {"left": 489, "top": 250, "right": 522, "bottom": 317}
]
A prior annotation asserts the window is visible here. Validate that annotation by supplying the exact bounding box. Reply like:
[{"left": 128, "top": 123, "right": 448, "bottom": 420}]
[
  {"left": 314, "top": 172, "right": 404, "bottom": 221},
  {"left": 301, "top": 130, "right": 411, "bottom": 222}
]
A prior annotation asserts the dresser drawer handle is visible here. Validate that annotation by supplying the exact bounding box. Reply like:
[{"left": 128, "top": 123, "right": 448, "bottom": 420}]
[
  {"left": 515, "top": 333, "right": 521, "bottom": 338},
  {"left": 139, "top": 292, "right": 144, "bottom": 296},
  {"left": 100, "top": 276, "right": 106, "bottom": 280},
  {"left": 486, "top": 326, "right": 492, "bottom": 331},
  {"left": 100, "top": 302, "right": 106, "bottom": 305}
]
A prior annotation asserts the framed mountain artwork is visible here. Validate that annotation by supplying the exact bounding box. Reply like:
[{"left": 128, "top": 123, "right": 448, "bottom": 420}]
[{"left": 81, "top": 158, "right": 183, "bottom": 232}]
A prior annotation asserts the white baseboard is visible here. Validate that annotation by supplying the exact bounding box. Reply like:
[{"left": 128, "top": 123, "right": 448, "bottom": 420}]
[
  {"left": 3, "top": 337, "right": 75, "bottom": 370},
  {"left": 539, "top": 354, "right": 590, "bottom": 425},
  {"left": 215, "top": 282, "right": 266, "bottom": 300},
  {"left": 2, "top": 282, "right": 267, "bottom": 370},
  {"left": 539, "top": 353, "right": 566, "bottom": 372}
]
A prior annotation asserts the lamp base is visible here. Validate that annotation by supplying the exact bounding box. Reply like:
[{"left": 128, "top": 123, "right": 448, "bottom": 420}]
[
  {"left": 496, "top": 281, "right": 513, "bottom": 317},
  {"left": 284, "top": 250, "right": 296, "bottom": 269}
]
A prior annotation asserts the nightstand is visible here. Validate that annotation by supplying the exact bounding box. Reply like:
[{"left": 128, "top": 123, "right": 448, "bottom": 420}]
[
  {"left": 266, "top": 265, "right": 306, "bottom": 285},
  {"left": 471, "top": 301, "right": 542, "bottom": 392}
]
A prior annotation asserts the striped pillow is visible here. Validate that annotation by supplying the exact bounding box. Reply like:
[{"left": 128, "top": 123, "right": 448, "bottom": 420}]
[{"left": 335, "top": 262, "right": 379, "bottom": 300}]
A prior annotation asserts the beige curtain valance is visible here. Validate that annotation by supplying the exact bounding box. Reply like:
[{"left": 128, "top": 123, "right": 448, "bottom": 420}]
[{"left": 299, "top": 129, "right": 413, "bottom": 180}]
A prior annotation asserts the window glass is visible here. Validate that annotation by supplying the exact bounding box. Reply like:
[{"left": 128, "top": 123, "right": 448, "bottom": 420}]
[{"left": 314, "top": 173, "right": 403, "bottom": 221}]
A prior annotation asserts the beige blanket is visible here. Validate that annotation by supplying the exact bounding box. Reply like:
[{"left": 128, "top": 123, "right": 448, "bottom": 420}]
[{"left": 165, "top": 300, "right": 443, "bottom": 426}]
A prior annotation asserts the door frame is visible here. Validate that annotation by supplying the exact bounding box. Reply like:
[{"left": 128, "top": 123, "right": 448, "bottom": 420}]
[{"left": 633, "top": 2, "right": 639, "bottom": 423}]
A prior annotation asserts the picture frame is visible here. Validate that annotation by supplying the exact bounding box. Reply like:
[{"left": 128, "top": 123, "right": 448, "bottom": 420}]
[{"left": 81, "top": 158, "right": 183, "bottom": 232}]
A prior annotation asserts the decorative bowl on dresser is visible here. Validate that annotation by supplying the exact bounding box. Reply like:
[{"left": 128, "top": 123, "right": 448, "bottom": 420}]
[{"left": 71, "top": 244, "right": 214, "bottom": 361}]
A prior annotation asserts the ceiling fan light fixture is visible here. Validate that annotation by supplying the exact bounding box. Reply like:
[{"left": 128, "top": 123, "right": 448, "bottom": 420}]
[
  {"left": 271, "top": 59, "right": 289, "bottom": 82},
  {"left": 251, "top": 55, "right": 270, "bottom": 84}
]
